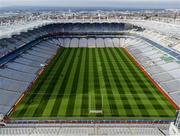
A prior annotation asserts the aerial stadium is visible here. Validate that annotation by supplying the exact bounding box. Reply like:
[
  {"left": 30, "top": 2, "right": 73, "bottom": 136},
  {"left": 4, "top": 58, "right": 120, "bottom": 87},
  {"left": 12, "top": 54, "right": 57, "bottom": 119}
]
[{"left": 0, "top": 2, "right": 180, "bottom": 136}]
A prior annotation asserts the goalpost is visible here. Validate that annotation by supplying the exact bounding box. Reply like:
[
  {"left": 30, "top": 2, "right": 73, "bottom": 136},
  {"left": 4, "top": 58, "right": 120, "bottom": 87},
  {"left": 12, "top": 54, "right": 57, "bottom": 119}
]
[{"left": 89, "top": 94, "right": 103, "bottom": 114}]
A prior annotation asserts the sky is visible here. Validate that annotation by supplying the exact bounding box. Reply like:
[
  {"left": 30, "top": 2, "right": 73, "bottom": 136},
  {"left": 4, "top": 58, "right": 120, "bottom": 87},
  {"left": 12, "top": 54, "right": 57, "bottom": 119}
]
[{"left": 0, "top": 0, "right": 180, "bottom": 9}]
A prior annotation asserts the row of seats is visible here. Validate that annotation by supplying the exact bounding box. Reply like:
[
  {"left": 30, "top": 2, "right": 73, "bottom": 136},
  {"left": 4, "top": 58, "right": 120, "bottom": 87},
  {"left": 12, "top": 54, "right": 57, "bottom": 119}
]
[
  {"left": 0, "top": 126, "right": 164, "bottom": 135},
  {"left": 0, "top": 40, "right": 59, "bottom": 115}
]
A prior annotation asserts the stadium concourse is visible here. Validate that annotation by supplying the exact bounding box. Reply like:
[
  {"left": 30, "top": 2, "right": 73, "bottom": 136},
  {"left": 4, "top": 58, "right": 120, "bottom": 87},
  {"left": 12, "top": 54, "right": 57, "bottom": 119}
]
[{"left": 0, "top": 19, "right": 180, "bottom": 135}]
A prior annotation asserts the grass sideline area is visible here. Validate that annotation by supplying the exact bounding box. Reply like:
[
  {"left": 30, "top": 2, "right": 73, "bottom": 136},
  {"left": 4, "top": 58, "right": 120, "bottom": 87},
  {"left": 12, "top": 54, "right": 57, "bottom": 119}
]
[{"left": 11, "top": 48, "right": 176, "bottom": 120}]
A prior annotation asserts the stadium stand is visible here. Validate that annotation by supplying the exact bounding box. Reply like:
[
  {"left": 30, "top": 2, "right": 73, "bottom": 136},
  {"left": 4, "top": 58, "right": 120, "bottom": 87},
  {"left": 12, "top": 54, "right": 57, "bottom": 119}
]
[
  {"left": 125, "top": 37, "right": 180, "bottom": 105},
  {"left": 0, "top": 123, "right": 168, "bottom": 135},
  {"left": 0, "top": 38, "right": 60, "bottom": 115},
  {"left": 124, "top": 20, "right": 180, "bottom": 39}
]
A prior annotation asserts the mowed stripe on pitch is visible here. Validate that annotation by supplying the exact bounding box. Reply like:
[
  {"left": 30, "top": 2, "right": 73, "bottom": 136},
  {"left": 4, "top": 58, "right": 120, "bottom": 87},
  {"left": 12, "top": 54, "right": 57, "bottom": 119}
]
[
  {"left": 81, "top": 48, "right": 89, "bottom": 116},
  {"left": 87, "top": 49, "right": 95, "bottom": 116},
  {"left": 65, "top": 49, "right": 83, "bottom": 116},
  {"left": 98, "top": 48, "right": 119, "bottom": 116},
  {"left": 50, "top": 48, "right": 78, "bottom": 117},
  {"left": 104, "top": 48, "right": 127, "bottom": 116},
  {"left": 73, "top": 48, "right": 86, "bottom": 116},
  {"left": 109, "top": 48, "right": 135, "bottom": 117},
  {"left": 57, "top": 48, "right": 81, "bottom": 116}
]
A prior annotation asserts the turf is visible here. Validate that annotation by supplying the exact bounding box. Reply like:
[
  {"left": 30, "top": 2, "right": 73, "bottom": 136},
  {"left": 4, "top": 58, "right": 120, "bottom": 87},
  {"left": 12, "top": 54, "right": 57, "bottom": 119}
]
[{"left": 11, "top": 48, "right": 176, "bottom": 120}]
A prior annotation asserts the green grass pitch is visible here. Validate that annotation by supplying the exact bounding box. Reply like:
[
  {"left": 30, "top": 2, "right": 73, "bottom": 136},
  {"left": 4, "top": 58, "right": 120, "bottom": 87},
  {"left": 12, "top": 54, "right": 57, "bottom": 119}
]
[{"left": 11, "top": 48, "right": 176, "bottom": 120}]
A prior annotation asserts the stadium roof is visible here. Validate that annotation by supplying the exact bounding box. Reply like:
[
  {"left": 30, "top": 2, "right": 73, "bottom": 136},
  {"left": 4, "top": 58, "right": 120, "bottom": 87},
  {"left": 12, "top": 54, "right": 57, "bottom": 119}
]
[{"left": 0, "top": 18, "right": 180, "bottom": 39}]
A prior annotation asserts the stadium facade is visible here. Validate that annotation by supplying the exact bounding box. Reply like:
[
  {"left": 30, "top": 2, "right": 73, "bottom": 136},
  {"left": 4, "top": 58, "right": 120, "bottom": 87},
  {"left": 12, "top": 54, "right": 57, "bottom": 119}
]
[{"left": 0, "top": 15, "right": 180, "bottom": 135}]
